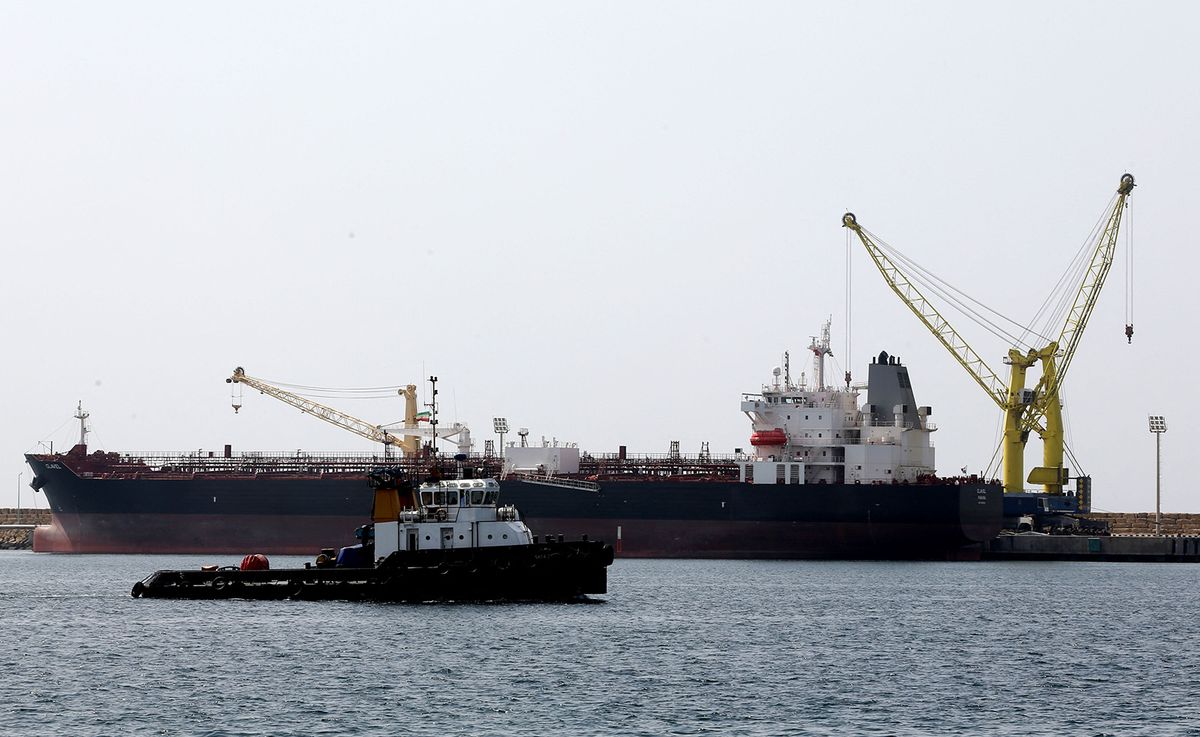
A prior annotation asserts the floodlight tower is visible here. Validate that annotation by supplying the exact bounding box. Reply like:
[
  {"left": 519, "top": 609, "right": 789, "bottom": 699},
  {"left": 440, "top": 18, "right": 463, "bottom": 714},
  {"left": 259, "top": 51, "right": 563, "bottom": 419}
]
[
  {"left": 1149, "top": 415, "right": 1167, "bottom": 535},
  {"left": 493, "top": 418, "right": 509, "bottom": 458}
]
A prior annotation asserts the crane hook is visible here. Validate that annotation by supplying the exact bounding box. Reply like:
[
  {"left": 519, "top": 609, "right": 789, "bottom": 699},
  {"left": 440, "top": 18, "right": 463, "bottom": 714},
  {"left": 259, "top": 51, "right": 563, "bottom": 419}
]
[{"left": 1125, "top": 324, "right": 1134, "bottom": 344}]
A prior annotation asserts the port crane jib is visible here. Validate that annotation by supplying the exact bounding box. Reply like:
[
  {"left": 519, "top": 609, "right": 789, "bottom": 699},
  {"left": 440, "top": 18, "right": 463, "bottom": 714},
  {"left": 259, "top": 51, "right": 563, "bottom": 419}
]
[
  {"left": 843, "top": 173, "right": 1135, "bottom": 495},
  {"left": 227, "top": 368, "right": 474, "bottom": 457}
]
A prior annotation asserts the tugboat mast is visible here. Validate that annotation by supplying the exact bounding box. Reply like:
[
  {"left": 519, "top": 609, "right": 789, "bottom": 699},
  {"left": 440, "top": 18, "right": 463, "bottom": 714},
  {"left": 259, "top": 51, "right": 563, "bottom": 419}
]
[{"left": 427, "top": 376, "right": 439, "bottom": 455}]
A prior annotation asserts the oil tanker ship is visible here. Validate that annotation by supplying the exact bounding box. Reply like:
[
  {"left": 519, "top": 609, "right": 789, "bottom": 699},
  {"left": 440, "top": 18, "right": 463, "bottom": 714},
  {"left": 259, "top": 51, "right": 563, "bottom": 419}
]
[{"left": 25, "top": 325, "right": 1003, "bottom": 559}]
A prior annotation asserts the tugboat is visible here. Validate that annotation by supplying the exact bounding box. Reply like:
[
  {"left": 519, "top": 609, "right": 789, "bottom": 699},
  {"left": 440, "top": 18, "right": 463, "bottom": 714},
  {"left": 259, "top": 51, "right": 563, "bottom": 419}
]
[{"left": 131, "top": 468, "right": 614, "bottom": 601}]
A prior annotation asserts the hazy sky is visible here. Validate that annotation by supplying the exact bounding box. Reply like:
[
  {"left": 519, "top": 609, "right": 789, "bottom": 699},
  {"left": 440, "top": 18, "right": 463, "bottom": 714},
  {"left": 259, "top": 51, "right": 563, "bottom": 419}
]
[{"left": 3, "top": 2, "right": 1197, "bottom": 512}]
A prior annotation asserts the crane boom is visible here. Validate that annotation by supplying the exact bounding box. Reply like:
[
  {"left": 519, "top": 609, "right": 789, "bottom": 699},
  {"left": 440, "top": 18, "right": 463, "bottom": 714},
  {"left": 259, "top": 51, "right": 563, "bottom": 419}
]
[
  {"left": 227, "top": 367, "right": 421, "bottom": 456},
  {"left": 841, "top": 213, "right": 1010, "bottom": 408},
  {"left": 1056, "top": 174, "right": 1136, "bottom": 381},
  {"left": 1022, "top": 173, "right": 1135, "bottom": 491}
]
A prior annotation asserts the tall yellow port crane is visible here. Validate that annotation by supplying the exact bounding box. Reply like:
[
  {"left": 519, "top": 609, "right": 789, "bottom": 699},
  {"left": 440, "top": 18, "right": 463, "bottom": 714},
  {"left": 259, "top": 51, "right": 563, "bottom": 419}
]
[
  {"left": 842, "top": 173, "right": 1135, "bottom": 495},
  {"left": 227, "top": 367, "right": 424, "bottom": 456}
]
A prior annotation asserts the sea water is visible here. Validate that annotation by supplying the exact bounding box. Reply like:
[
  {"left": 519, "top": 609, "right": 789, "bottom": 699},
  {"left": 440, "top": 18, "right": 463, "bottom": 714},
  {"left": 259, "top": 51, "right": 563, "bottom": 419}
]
[{"left": 0, "top": 552, "right": 1197, "bottom": 736}]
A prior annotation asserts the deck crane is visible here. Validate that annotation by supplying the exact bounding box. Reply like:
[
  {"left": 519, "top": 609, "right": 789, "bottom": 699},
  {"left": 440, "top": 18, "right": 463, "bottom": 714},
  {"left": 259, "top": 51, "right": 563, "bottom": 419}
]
[
  {"left": 227, "top": 368, "right": 473, "bottom": 457},
  {"left": 843, "top": 173, "right": 1135, "bottom": 496}
]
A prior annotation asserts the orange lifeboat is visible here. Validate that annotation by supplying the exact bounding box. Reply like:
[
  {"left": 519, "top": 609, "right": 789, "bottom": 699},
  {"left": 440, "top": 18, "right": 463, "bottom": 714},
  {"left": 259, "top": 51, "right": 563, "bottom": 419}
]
[{"left": 749, "top": 429, "right": 787, "bottom": 446}]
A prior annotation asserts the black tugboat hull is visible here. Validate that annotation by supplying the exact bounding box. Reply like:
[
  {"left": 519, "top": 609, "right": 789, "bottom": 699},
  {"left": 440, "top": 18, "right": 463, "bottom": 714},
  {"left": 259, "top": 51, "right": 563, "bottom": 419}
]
[{"left": 131, "top": 541, "right": 614, "bottom": 602}]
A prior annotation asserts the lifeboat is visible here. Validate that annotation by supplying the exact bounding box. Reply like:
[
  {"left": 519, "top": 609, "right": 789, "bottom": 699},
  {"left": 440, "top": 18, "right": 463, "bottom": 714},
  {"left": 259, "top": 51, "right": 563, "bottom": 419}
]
[{"left": 750, "top": 429, "right": 787, "bottom": 446}]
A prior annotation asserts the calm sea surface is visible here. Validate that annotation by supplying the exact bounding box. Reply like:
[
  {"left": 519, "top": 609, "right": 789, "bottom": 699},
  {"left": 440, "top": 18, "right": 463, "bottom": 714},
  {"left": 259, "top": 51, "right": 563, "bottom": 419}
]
[{"left": 0, "top": 552, "right": 1196, "bottom": 736}]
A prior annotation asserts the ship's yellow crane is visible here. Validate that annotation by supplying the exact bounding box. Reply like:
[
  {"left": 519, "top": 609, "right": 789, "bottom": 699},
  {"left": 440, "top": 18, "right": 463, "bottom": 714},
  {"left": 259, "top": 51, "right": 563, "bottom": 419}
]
[
  {"left": 227, "top": 367, "right": 422, "bottom": 456},
  {"left": 843, "top": 173, "right": 1135, "bottom": 495}
]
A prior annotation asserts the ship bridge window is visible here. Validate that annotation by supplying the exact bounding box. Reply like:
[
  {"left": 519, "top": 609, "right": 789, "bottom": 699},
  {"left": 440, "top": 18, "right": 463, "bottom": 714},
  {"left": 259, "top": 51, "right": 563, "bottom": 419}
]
[
  {"left": 484, "top": 490, "right": 499, "bottom": 505},
  {"left": 446, "top": 490, "right": 460, "bottom": 506},
  {"left": 421, "top": 491, "right": 435, "bottom": 506},
  {"left": 470, "top": 489, "right": 485, "bottom": 505}
]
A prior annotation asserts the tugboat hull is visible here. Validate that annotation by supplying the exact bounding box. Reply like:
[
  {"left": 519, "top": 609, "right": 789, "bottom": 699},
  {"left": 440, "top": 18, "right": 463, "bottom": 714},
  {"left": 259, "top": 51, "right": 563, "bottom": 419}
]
[{"left": 132, "top": 540, "right": 614, "bottom": 602}]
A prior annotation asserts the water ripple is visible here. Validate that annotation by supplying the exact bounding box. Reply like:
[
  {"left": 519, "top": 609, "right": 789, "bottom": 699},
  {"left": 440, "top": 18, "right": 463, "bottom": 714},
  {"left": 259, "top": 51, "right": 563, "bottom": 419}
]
[{"left": 1, "top": 553, "right": 1199, "bottom": 736}]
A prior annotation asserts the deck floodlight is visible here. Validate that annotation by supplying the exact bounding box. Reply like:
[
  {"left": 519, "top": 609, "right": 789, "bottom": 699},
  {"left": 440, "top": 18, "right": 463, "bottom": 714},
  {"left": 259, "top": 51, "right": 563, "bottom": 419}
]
[
  {"left": 1148, "top": 415, "right": 1167, "bottom": 433},
  {"left": 493, "top": 418, "right": 509, "bottom": 459}
]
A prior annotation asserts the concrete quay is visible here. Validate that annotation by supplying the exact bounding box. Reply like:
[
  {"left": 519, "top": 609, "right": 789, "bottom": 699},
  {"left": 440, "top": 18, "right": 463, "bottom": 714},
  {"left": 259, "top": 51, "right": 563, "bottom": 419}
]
[{"left": 984, "top": 533, "right": 1200, "bottom": 562}]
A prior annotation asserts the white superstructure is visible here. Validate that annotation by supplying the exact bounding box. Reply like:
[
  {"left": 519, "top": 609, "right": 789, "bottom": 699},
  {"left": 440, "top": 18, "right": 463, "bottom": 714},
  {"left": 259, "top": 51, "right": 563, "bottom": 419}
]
[{"left": 740, "top": 322, "right": 936, "bottom": 486}]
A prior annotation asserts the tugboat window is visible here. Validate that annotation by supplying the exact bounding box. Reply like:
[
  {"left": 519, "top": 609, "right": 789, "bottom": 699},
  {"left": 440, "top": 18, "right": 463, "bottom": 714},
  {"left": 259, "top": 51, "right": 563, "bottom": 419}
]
[
  {"left": 471, "top": 490, "right": 485, "bottom": 505},
  {"left": 434, "top": 491, "right": 446, "bottom": 506},
  {"left": 446, "top": 491, "right": 459, "bottom": 506},
  {"left": 421, "top": 491, "right": 434, "bottom": 506}
]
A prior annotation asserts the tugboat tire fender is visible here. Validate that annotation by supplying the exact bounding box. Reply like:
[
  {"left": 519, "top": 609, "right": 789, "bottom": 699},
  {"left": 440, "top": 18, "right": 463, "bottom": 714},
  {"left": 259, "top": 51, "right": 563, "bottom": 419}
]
[
  {"left": 131, "top": 581, "right": 145, "bottom": 598},
  {"left": 212, "top": 576, "right": 228, "bottom": 592},
  {"left": 436, "top": 509, "right": 448, "bottom": 522}
]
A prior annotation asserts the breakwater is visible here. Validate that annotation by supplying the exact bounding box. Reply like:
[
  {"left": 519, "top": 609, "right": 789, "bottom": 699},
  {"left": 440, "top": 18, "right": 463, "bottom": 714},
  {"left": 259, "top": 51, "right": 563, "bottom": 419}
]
[
  {"left": 0, "top": 508, "right": 51, "bottom": 549},
  {"left": 1086, "top": 512, "right": 1200, "bottom": 536}
]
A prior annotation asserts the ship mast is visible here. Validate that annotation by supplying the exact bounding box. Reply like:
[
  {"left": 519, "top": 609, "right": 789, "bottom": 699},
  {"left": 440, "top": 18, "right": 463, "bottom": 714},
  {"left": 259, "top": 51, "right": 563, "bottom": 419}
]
[
  {"left": 74, "top": 401, "right": 90, "bottom": 449},
  {"left": 809, "top": 319, "right": 833, "bottom": 391}
]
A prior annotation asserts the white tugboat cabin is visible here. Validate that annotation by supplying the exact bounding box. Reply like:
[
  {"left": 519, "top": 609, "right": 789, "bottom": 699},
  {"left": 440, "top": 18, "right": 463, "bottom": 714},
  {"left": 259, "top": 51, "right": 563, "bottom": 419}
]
[{"left": 372, "top": 478, "right": 533, "bottom": 558}]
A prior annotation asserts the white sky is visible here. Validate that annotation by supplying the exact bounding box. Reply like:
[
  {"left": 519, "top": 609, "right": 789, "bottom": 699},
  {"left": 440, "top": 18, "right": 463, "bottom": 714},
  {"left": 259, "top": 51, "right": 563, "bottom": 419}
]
[{"left": 3, "top": 2, "right": 1197, "bottom": 512}]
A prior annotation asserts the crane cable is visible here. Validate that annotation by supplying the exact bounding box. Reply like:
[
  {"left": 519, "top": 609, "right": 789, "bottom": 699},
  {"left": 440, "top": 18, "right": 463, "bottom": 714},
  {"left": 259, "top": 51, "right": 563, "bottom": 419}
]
[
  {"left": 864, "top": 227, "right": 1052, "bottom": 350},
  {"left": 1024, "top": 193, "right": 1119, "bottom": 344},
  {"left": 869, "top": 231, "right": 1046, "bottom": 348},
  {"left": 1125, "top": 200, "right": 1134, "bottom": 332},
  {"left": 845, "top": 225, "right": 852, "bottom": 385},
  {"left": 253, "top": 378, "right": 411, "bottom": 401}
]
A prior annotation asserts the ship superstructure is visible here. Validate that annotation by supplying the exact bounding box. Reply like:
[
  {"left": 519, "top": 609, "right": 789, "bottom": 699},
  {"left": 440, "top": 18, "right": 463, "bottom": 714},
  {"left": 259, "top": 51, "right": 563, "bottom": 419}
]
[{"left": 742, "top": 321, "right": 935, "bottom": 486}]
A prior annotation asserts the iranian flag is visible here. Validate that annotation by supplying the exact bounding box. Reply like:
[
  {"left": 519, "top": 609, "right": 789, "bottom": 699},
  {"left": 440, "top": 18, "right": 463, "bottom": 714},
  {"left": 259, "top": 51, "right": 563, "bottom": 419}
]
[{"left": 415, "top": 411, "right": 432, "bottom": 422}]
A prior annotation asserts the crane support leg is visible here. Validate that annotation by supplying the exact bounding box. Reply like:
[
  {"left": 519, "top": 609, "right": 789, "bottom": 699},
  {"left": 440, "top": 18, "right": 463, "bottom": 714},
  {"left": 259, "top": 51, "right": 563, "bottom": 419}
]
[
  {"left": 1002, "top": 350, "right": 1035, "bottom": 493},
  {"left": 1028, "top": 350, "right": 1066, "bottom": 494}
]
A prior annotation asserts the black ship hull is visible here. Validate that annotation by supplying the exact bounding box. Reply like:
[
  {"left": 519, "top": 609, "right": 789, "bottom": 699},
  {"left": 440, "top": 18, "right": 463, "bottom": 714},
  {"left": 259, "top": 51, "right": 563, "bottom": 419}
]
[{"left": 26, "top": 454, "right": 1002, "bottom": 559}]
